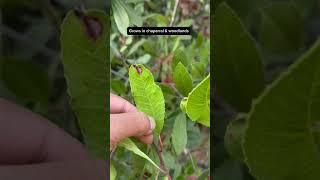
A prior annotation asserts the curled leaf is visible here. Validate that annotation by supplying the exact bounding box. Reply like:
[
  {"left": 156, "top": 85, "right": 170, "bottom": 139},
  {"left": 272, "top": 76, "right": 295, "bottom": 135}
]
[{"left": 185, "top": 74, "right": 210, "bottom": 127}]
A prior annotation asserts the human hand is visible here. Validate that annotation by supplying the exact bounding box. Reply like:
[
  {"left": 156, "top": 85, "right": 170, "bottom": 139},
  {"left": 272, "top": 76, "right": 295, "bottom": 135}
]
[
  {"left": 0, "top": 98, "right": 106, "bottom": 180},
  {"left": 110, "top": 93, "right": 155, "bottom": 150}
]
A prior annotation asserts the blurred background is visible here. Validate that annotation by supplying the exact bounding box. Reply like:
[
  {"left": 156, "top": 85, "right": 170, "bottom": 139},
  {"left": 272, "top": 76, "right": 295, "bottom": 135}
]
[
  {"left": 0, "top": 0, "right": 107, "bottom": 140},
  {"left": 213, "top": 0, "right": 320, "bottom": 179}
]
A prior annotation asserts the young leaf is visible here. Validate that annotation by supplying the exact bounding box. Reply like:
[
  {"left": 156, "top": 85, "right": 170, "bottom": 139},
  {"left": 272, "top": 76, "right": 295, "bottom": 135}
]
[
  {"left": 118, "top": 138, "right": 161, "bottom": 171},
  {"left": 129, "top": 64, "right": 165, "bottom": 135},
  {"left": 244, "top": 40, "right": 320, "bottom": 180},
  {"left": 173, "top": 62, "right": 193, "bottom": 96},
  {"left": 61, "top": 10, "right": 108, "bottom": 159},
  {"left": 185, "top": 74, "right": 210, "bottom": 127},
  {"left": 212, "top": 3, "right": 264, "bottom": 112},
  {"left": 172, "top": 113, "right": 188, "bottom": 155},
  {"left": 172, "top": 49, "right": 189, "bottom": 70},
  {"left": 112, "top": 0, "right": 129, "bottom": 35},
  {"left": 110, "top": 163, "right": 117, "bottom": 180}
]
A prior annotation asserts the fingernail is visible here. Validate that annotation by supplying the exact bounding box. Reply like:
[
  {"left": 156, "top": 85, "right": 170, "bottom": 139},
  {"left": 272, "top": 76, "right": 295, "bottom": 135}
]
[{"left": 148, "top": 116, "right": 156, "bottom": 130}]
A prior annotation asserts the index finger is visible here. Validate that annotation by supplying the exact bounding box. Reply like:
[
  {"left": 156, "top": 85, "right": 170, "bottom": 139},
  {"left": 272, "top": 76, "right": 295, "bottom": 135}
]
[{"left": 110, "top": 93, "right": 137, "bottom": 113}]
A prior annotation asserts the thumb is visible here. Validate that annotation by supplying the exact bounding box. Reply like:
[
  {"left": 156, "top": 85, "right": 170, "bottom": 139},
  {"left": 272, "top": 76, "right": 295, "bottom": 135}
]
[{"left": 110, "top": 112, "right": 155, "bottom": 147}]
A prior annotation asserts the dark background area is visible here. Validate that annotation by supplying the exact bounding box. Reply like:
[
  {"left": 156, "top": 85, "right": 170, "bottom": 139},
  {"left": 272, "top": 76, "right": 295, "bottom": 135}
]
[
  {"left": 0, "top": 0, "right": 107, "bottom": 140},
  {"left": 213, "top": 0, "right": 320, "bottom": 179}
]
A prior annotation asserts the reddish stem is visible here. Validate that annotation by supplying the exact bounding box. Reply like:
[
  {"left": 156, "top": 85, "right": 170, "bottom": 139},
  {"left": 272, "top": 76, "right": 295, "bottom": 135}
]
[{"left": 152, "top": 142, "right": 171, "bottom": 179}]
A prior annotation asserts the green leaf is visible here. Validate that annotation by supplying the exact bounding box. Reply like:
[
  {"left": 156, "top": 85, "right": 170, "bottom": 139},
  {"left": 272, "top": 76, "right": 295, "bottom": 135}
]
[
  {"left": 173, "top": 62, "right": 193, "bottom": 96},
  {"left": 212, "top": 3, "right": 264, "bottom": 112},
  {"left": 163, "top": 151, "right": 176, "bottom": 169},
  {"left": 180, "top": 98, "right": 187, "bottom": 113},
  {"left": 127, "top": 55, "right": 151, "bottom": 64},
  {"left": 185, "top": 74, "right": 210, "bottom": 127},
  {"left": 112, "top": 0, "right": 129, "bottom": 35},
  {"left": 177, "top": 19, "right": 193, "bottom": 27},
  {"left": 128, "top": 39, "right": 146, "bottom": 57},
  {"left": 120, "top": 1, "right": 143, "bottom": 26},
  {"left": 2, "top": 59, "right": 50, "bottom": 104},
  {"left": 173, "top": 165, "right": 182, "bottom": 179},
  {"left": 61, "top": 10, "right": 109, "bottom": 159},
  {"left": 195, "top": 34, "right": 204, "bottom": 48},
  {"left": 118, "top": 138, "right": 161, "bottom": 171},
  {"left": 111, "top": 80, "right": 127, "bottom": 95},
  {"left": 172, "top": 49, "right": 189, "bottom": 70},
  {"left": 172, "top": 37, "right": 181, "bottom": 52},
  {"left": 154, "top": 14, "right": 169, "bottom": 27},
  {"left": 125, "top": 36, "right": 133, "bottom": 45},
  {"left": 110, "top": 163, "right": 117, "bottom": 180},
  {"left": 143, "top": 40, "right": 157, "bottom": 57},
  {"left": 243, "top": 40, "right": 320, "bottom": 180},
  {"left": 172, "top": 113, "right": 188, "bottom": 155},
  {"left": 129, "top": 64, "right": 165, "bottom": 135},
  {"left": 136, "top": 54, "right": 151, "bottom": 64},
  {"left": 191, "top": 62, "right": 206, "bottom": 80},
  {"left": 259, "top": 2, "right": 304, "bottom": 54}
]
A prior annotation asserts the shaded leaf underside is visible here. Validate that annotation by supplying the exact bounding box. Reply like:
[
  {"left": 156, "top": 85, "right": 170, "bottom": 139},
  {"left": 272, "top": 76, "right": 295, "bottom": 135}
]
[
  {"left": 212, "top": 3, "right": 264, "bottom": 112},
  {"left": 61, "top": 10, "right": 109, "bottom": 159},
  {"left": 244, "top": 40, "right": 320, "bottom": 180}
]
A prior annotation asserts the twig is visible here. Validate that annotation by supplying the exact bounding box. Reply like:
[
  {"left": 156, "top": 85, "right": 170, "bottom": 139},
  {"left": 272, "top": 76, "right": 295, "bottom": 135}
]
[
  {"left": 153, "top": 142, "right": 166, "bottom": 170},
  {"left": 152, "top": 142, "right": 171, "bottom": 179},
  {"left": 155, "top": 171, "right": 160, "bottom": 180},
  {"left": 169, "top": 0, "right": 180, "bottom": 27}
]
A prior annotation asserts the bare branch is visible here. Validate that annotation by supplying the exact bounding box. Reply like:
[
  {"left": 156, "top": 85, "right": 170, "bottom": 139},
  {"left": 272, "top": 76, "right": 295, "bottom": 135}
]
[{"left": 169, "top": 0, "right": 180, "bottom": 27}]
